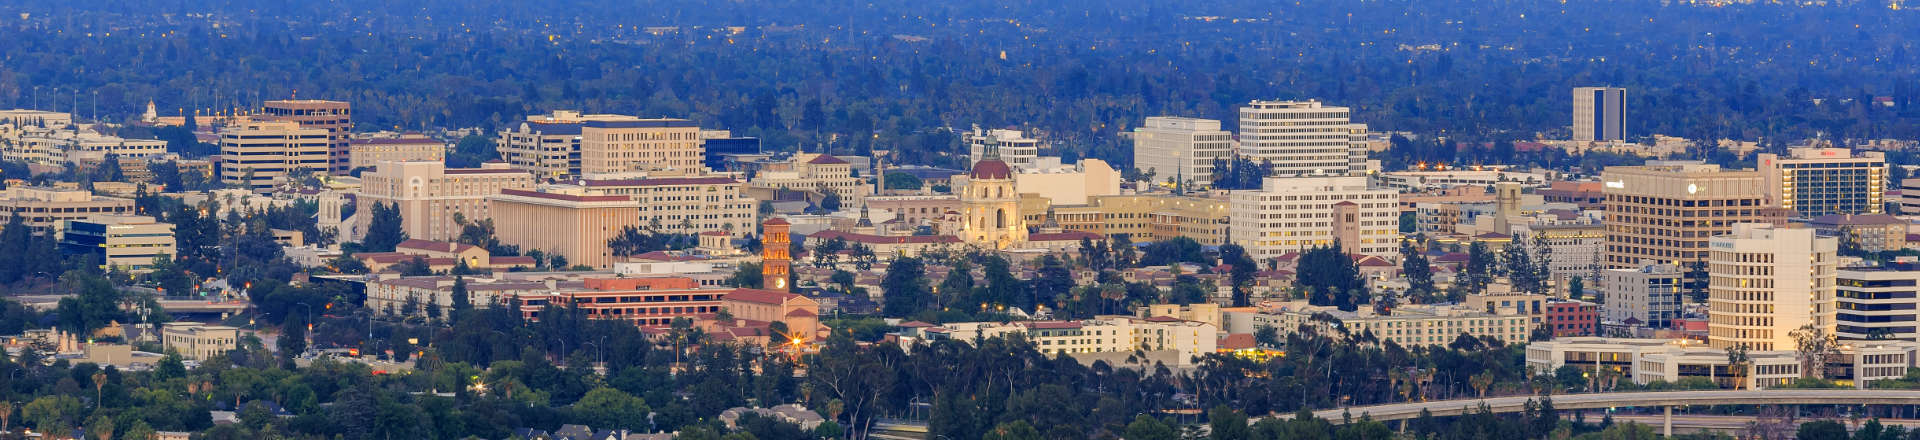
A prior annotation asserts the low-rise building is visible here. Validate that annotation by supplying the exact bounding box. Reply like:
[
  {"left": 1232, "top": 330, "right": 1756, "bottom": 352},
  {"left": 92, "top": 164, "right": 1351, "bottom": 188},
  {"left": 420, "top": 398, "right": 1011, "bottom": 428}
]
[
  {"left": 1526, "top": 337, "right": 1919, "bottom": 389},
  {"left": 366, "top": 275, "right": 562, "bottom": 317},
  {"left": 1837, "top": 263, "right": 1920, "bottom": 341},
  {"left": 490, "top": 187, "right": 643, "bottom": 268},
  {"left": 0, "top": 186, "right": 135, "bottom": 234},
  {"left": 357, "top": 161, "right": 536, "bottom": 242},
  {"left": 348, "top": 135, "right": 446, "bottom": 170},
  {"left": 161, "top": 323, "right": 243, "bottom": 361},
  {"left": 933, "top": 316, "right": 1218, "bottom": 366},
  {"left": 59, "top": 214, "right": 175, "bottom": 273},
  {"left": 1225, "top": 301, "right": 1534, "bottom": 348},
  {"left": 748, "top": 153, "right": 870, "bottom": 205},
  {"left": 580, "top": 176, "right": 758, "bottom": 236},
  {"left": 1545, "top": 299, "right": 1598, "bottom": 337}
]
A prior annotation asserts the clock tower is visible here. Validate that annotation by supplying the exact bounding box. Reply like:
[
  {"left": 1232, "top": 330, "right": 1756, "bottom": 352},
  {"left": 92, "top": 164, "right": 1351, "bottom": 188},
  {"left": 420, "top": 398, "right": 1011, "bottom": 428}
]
[{"left": 761, "top": 218, "right": 792, "bottom": 291}]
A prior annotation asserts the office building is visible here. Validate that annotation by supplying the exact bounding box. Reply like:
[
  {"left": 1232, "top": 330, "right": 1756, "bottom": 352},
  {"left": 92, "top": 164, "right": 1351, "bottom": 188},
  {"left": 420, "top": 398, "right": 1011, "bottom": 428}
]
[
  {"left": 367, "top": 275, "right": 561, "bottom": 318},
  {"left": 0, "top": 187, "right": 135, "bottom": 234},
  {"left": 357, "top": 161, "right": 535, "bottom": 242},
  {"left": 261, "top": 100, "right": 353, "bottom": 173},
  {"left": 161, "top": 323, "right": 243, "bottom": 361},
  {"left": 500, "top": 111, "right": 705, "bottom": 180},
  {"left": 1572, "top": 87, "right": 1625, "bottom": 142},
  {"left": 1601, "top": 263, "right": 1684, "bottom": 330},
  {"left": 580, "top": 118, "right": 704, "bottom": 176},
  {"left": 1022, "top": 194, "right": 1230, "bottom": 246},
  {"left": 934, "top": 317, "right": 1218, "bottom": 366},
  {"left": 511, "top": 277, "right": 726, "bottom": 325},
  {"left": 1546, "top": 299, "right": 1599, "bottom": 337},
  {"left": 1229, "top": 175, "right": 1399, "bottom": 258},
  {"left": 1707, "top": 224, "right": 1837, "bottom": 351},
  {"left": 1129, "top": 117, "right": 1233, "bottom": 186},
  {"left": 59, "top": 214, "right": 175, "bottom": 274},
  {"left": 1836, "top": 264, "right": 1920, "bottom": 341},
  {"left": 748, "top": 154, "right": 870, "bottom": 205},
  {"left": 218, "top": 120, "right": 332, "bottom": 192},
  {"left": 580, "top": 175, "right": 758, "bottom": 236},
  {"left": 489, "top": 187, "right": 643, "bottom": 268},
  {"left": 1012, "top": 158, "right": 1121, "bottom": 205},
  {"left": 1807, "top": 214, "right": 1907, "bottom": 253},
  {"left": 348, "top": 135, "right": 446, "bottom": 170},
  {"left": 1902, "top": 178, "right": 1920, "bottom": 215},
  {"left": 1227, "top": 302, "right": 1533, "bottom": 348},
  {"left": 1758, "top": 148, "right": 1886, "bottom": 217},
  {"left": 1525, "top": 337, "right": 1917, "bottom": 390},
  {"left": 1601, "top": 162, "right": 1782, "bottom": 271},
  {"left": 964, "top": 127, "right": 1041, "bottom": 171},
  {"left": 1237, "top": 100, "right": 1368, "bottom": 176}
]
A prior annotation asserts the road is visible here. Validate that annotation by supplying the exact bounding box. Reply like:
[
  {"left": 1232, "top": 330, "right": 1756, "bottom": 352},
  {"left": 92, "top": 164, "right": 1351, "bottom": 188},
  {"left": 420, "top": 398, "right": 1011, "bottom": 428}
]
[{"left": 1280, "top": 390, "right": 1920, "bottom": 423}]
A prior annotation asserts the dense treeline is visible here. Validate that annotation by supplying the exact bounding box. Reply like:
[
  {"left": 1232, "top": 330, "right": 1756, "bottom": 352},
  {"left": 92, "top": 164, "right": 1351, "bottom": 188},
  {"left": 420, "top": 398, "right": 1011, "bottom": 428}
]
[{"left": 2, "top": 1, "right": 1919, "bottom": 170}]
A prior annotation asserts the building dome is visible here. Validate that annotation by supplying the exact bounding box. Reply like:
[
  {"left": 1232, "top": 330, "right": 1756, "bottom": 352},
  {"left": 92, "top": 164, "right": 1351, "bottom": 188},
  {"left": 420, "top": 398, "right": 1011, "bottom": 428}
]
[{"left": 970, "top": 159, "right": 1012, "bottom": 180}]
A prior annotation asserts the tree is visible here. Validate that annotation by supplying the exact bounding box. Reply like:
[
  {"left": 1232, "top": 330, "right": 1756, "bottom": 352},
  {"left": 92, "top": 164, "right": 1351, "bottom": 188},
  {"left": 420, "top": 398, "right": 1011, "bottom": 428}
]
[
  {"left": 573, "top": 387, "right": 651, "bottom": 432},
  {"left": 451, "top": 276, "right": 472, "bottom": 315},
  {"left": 884, "top": 172, "right": 923, "bottom": 190},
  {"left": 1568, "top": 276, "right": 1587, "bottom": 302},
  {"left": 280, "top": 315, "right": 308, "bottom": 361},
  {"left": 1207, "top": 406, "right": 1250, "bottom": 440},
  {"left": 880, "top": 256, "right": 932, "bottom": 317},
  {"left": 1791, "top": 324, "right": 1839, "bottom": 380},
  {"left": 1400, "top": 238, "right": 1434, "bottom": 300},
  {"left": 1503, "top": 235, "right": 1544, "bottom": 295},
  {"left": 1795, "top": 420, "right": 1849, "bottom": 440},
  {"left": 1219, "top": 244, "right": 1257, "bottom": 307},
  {"left": 1296, "top": 244, "right": 1367, "bottom": 311},
  {"left": 819, "top": 190, "right": 843, "bottom": 212},
  {"left": 1463, "top": 241, "right": 1495, "bottom": 295},
  {"left": 1124, "top": 415, "right": 1178, "bottom": 440},
  {"left": 982, "top": 421, "right": 1042, "bottom": 440},
  {"left": 362, "top": 202, "right": 408, "bottom": 252}
]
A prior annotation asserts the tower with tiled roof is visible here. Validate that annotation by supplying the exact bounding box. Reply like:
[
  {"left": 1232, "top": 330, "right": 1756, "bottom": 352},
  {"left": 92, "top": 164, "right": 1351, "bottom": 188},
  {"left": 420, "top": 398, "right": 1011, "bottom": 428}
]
[{"left": 761, "top": 218, "right": 792, "bottom": 291}]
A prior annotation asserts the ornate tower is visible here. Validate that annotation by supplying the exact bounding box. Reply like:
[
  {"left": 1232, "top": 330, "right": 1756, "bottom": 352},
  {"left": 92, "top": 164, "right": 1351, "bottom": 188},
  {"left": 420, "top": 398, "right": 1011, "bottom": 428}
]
[
  {"left": 761, "top": 218, "right": 792, "bottom": 291},
  {"left": 961, "top": 142, "right": 1028, "bottom": 249}
]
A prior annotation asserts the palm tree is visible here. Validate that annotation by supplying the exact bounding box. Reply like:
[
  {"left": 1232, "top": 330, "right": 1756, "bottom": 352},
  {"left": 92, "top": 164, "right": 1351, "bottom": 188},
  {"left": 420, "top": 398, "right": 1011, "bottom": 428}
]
[
  {"left": 93, "top": 371, "right": 107, "bottom": 404},
  {"left": 0, "top": 401, "right": 11, "bottom": 434},
  {"left": 1471, "top": 371, "right": 1496, "bottom": 398}
]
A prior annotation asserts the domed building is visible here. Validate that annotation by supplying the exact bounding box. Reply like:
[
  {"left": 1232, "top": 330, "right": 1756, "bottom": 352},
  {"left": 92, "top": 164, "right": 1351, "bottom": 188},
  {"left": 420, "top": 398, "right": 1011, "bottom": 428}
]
[{"left": 960, "top": 145, "right": 1027, "bottom": 249}]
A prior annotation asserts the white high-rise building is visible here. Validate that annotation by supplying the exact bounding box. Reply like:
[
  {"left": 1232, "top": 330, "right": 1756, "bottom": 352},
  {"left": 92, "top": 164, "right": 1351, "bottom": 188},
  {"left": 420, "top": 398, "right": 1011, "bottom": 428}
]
[
  {"left": 1601, "top": 263, "right": 1683, "bottom": 331},
  {"left": 1130, "top": 117, "right": 1233, "bottom": 186},
  {"left": 1707, "top": 224, "right": 1837, "bottom": 351},
  {"left": 1573, "top": 87, "right": 1626, "bottom": 142},
  {"left": 1228, "top": 175, "right": 1399, "bottom": 258},
  {"left": 965, "top": 127, "right": 1041, "bottom": 171},
  {"left": 1237, "top": 100, "right": 1368, "bottom": 177}
]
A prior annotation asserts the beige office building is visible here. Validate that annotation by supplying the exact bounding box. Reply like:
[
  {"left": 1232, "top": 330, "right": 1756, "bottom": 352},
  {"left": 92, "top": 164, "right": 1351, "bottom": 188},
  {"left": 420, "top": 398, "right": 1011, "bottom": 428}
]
[
  {"left": 357, "top": 161, "right": 535, "bottom": 242},
  {"left": 59, "top": 214, "right": 175, "bottom": 273},
  {"left": 218, "top": 120, "right": 331, "bottom": 192},
  {"left": 1229, "top": 176, "right": 1400, "bottom": 258},
  {"left": 579, "top": 176, "right": 758, "bottom": 236},
  {"left": 348, "top": 135, "right": 446, "bottom": 170},
  {"left": 489, "top": 187, "right": 643, "bottom": 268},
  {"left": 1023, "top": 194, "right": 1230, "bottom": 246},
  {"left": 1757, "top": 147, "right": 1886, "bottom": 217},
  {"left": 161, "top": 322, "right": 243, "bottom": 361},
  {"left": 749, "top": 153, "right": 870, "bottom": 204},
  {"left": 261, "top": 100, "right": 353, "bottom": 173},
  {"left": 1601, "top": 162, "right": 1782, "bottom": 271},
  {"left": 1238, "top": 100, "right": 1368, "bottom": 176},
  {"left": 0, "top": 187, "right": 135, "bottom": 234},
  {"left": 1130, "top": 117, "right": 1233, "bottom": 186},
  {"left": 580, "top": 118, "right": 703, "bottom": 176},
  {"left": 1707, "top": 224, "right": 1837, "bottom": 351}
]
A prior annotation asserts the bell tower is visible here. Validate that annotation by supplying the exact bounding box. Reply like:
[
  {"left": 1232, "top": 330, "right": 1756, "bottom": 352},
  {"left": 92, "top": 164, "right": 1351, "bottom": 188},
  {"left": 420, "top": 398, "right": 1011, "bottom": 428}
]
[{"left": 761, "top": 218, "right": 792, "bottom": 291}]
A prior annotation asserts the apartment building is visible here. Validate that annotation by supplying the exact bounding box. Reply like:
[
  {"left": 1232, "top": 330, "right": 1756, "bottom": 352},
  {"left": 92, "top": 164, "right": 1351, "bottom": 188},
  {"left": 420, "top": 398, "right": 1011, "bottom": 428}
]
[
  {"left": 1229, "top": 175, "right": 1400, "bottom": 258},
  {"left": 366, "top": 275, "right": 562, "bottom": 318},
  {"left": 348, "top": 135, "right": 446, "bottom": 170},
  {"left": 357, "top": 161, "right": 535, "bottom": 241},
  {"left": 500, "top": 111, "right": 705, "bottom": 180},
  {"left": 58, "top": 214, "right": 175, "bottom": 273},
  {"left": 580, "top": 175, "right": 758, "bottom": 236},
  {"left": 1807, "top": 214, "right": 1908, "bottom": 253},
  {"left": 261, "top": 100, "right": 353, "bottom": 173},
  {"left": 1129, "top": 117, "right": 1233, "bottom": 185},
  {"left": 1707, "top": 224, "right": 1838, "bottom": 351},
  {"left": 218, "top": 120, "right": 331, "bottom": 192},
  {"left": 964, "top": 127, "right": 1042, "bottom": 171},
  {"left": 1836, "top": 264, "right": 1920, "bottom": 341},
  {"left": 1758, "top": 148, "right": 1886, "bottom": 217},
  {"left": 489, "top": 187, "right": 642, "bottom": 268},
  {"left": 1237, "top": 100, "right": 1367, "bottom": 176},
  {"left": 1601, "top": 162, "right": 1782, "bottom": 271},
  {"left": 0, "top": 187, "right": 135, "bottom": 234}
]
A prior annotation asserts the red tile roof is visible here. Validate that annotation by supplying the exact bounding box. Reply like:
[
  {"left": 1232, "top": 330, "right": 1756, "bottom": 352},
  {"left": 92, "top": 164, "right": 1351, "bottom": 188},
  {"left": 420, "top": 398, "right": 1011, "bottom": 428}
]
[
  {"left": 396, "top": 239, "right": 480, "bottom": 254},
  {"left": 1025, "top": 321, "right": 1082, "bottom": 330},
  {"left": 582, "top": 177, "right": 740, "bottom": 187},
  {"left": 810, "top": 230, "right": 961, "bottom": 245},
  {"left": 1218, "top": 333, "right": 1257, "bottom": 350},
  {"left": 808, "top": 155, "right": 850, "bottom": 165},
  {"left": 724, "top": 288, "right": 803, "bottom": 305}
]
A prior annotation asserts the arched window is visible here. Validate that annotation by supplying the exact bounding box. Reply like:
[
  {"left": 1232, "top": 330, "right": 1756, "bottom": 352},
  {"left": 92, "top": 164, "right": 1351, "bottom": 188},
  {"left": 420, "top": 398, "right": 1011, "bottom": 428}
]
[
  {"left": 996, "top": 208, "right": 1007, "bottom": 228},
  {"left": 995, "top": 186, "right": 1003, "bottom": 199}
]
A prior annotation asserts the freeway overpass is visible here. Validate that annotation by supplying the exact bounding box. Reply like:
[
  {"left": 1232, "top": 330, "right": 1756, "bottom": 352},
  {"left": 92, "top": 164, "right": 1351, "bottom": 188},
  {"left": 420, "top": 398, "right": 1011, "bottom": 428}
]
[{"left": 1280, "top": 390, "right": 1920, "bottom": 436}]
